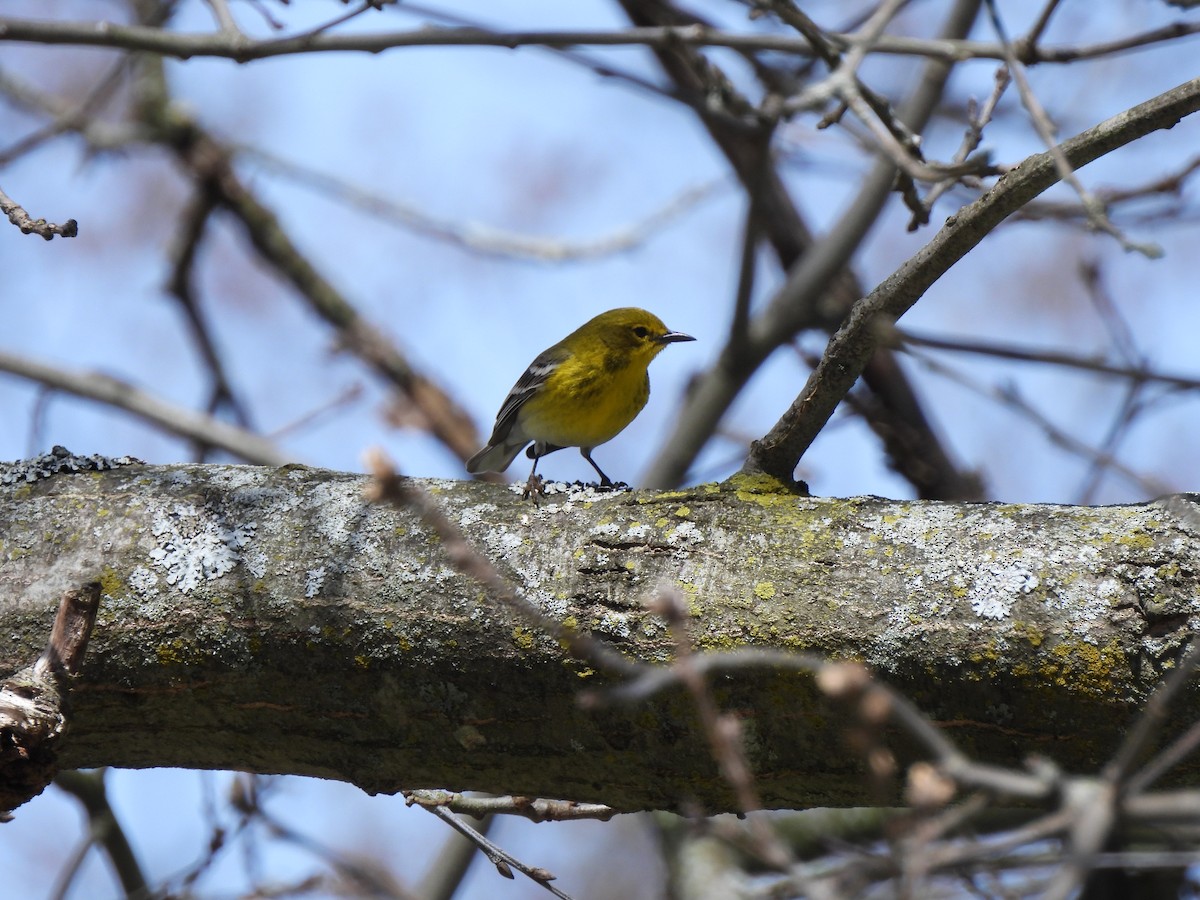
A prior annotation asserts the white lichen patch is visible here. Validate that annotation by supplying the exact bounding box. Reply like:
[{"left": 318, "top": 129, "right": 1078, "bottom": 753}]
[
  {"left": 458, "top": 504, "right": 496, "bottom": 529},
  {"left": 128, "top": 565, "right": 158, "bottom": 593},
  {"left": 244, "top": 551, "right": 268, "bottom": 579},
  {"left": 525, "top": 589, "right": 568, "bottom": 618},
  {"left": 305, "top": 567, "right": 327, "bottom": 598},
  {"left": 160, "top": 468, "right": 195, "bottom": 487},
  {"left": 479, "top": 527, "right": 523, "bottom": 561},
  {"left": 667, "top": 521, "right": 703, "bottom": 547},
  {"left": 148, "top": 502, "right": 256, "bottom": 594},
  {"left": 968, "top": 562, "right": 1038, "bottom": 620},
  {"left": 594, "top": 610, "right": 632, "bottom": 640},
  {"left": 590, "top": 522, "right": 620, "bottom": 538},
  {"left": 624, "top": 523, "right": 651, "bottom": 541}
]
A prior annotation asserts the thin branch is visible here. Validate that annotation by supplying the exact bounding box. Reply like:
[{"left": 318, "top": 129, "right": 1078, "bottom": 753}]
[
  {"left": 907, "top": 350, "right": 1170, "bottom": 496},
  {"left": 165, "top": 185, "right": 256, "bottom": 447},
  {"left": 53, "top": 770, "right": 149, "bottom": 899},
  {"left": 0, "top": 183, "right": 77, "bottom": 239},
  {"left": 0, "top": 348, "right": 292, "bottom": 466},
  {"left": 890, "top": 326, "right": 1200, "bottom": 391},
  {"left": 642, "top": 0, "right": 985, "bottom": 498},
  {"left": 910, "top": 64, "right": 1010, "bottom": 229},
  {"left": 422, "top": 805, "right": 575, "bottom": 900},
  {"left": 266, "top": 383, "right": 365, "bottom": 441},
  {"left": 0, "top": 16, "right": 1197, "bottom": 65},
  {"left": 984, "top": 0, "right": 1161, "bottom": 257},
  {"left": 403, "top": 790, "right": 616, "bottom": 823},
  {"left": 239, "top": 145, "right": 724, "bottom": 263},
  {"left": 743, "top": 76, "right": 1200, "bottom": 483},
  {"left": 0, "top": 56, "right": 130, "bottom": 167}
]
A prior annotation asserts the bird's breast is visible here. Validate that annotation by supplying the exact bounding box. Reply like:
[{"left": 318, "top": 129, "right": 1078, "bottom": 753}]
[{"left": 520, "top": 359, "right": 651, "bottom": 448}]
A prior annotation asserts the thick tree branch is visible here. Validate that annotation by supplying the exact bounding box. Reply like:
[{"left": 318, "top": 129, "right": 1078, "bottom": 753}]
[{"left": 1, "top": 462, "right": 1199, "bottom": 812}]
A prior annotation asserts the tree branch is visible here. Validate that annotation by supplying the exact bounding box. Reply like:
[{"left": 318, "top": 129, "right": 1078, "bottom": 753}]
[
  {"left": 1, "top": 462, "right": 1198, "bottom": 812},
  {"left": 0, "top": 183, "right": 77, "bottom": 240},
  {"left": 0, "top": 15, "right": 1196, "bottom": 65},
  {"left": 746, "top": 76, "right": 1200, "bottom": 481}
]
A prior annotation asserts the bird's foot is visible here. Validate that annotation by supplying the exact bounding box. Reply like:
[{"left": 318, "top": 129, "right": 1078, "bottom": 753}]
[{"left": 522, "top": 472, "right": 546, "bottom": 502}]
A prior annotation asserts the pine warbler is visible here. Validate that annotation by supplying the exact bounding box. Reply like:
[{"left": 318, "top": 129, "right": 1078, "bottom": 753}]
[{"left": 467, "top": 307, "right": 695, "bottom": 491}]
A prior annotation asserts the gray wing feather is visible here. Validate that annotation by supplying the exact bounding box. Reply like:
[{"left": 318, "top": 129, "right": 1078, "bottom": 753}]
[{"left": 488, "top": 353, "right": 559, "bottom": 444}]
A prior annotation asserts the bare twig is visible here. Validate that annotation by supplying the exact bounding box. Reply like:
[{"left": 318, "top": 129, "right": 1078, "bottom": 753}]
[
  {"left": 165, "top": 185, "right": 257, "bottom": 455},
  {"left": 911, "top": 64, "right": 1011, "bottom": 228},
  {"left": 907, "top": 351, "right": 1169, "bottom": 496},
  {"left": 239, "top": 146, "right": 724, "bottom": 262},
  {"left": 0, "top": 183, "right": 77, "bottom": 240},
  {"left": 403, "top": 790, "right": 616, "bottom": 823},
  {"left": 984, "top": 0, "right": 1161, "bottom": 257},
  {"left": 890, "top": 326, "right": 1200, "bottom": 392},
  {"left": 421, "top": 805, "right": 575, "bottom": 900}
]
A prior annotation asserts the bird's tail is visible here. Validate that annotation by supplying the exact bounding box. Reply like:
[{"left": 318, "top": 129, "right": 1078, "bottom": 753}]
[{"left": 466, "top": 439, "right": 528, "bottom": 474}]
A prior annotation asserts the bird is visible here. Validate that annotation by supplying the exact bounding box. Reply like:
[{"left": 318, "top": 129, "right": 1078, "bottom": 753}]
[{"left": 466, "top": 307, "right": 695, "bottom": 494}]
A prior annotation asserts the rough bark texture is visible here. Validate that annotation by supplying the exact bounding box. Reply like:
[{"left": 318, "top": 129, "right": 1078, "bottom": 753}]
[{"left": 0, "top": 460, "right": 1198, "bottom": 812}]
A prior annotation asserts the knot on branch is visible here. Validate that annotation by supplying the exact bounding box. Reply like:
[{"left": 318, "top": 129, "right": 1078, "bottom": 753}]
[{"left": 0, "top": 582, "right": 101, "bottom": 818}]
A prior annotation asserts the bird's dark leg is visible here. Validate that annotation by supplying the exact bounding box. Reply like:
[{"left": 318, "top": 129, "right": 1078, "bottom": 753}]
[
  {"left": 522, "top": 451, "right": 544, "bottom": 501},
  {"left": 579, "top": 448, "right": 613, "bottom": 488}
]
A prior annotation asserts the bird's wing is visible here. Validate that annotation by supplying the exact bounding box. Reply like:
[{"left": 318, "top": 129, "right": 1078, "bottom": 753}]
[{"left": 487, "top": 348, "right": 563, "bottom": 445}]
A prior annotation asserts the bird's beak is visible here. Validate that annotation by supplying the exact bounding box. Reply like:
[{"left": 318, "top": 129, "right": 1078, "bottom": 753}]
[{"left": 658, "top": 331, "right": 696, "bottom": 344}]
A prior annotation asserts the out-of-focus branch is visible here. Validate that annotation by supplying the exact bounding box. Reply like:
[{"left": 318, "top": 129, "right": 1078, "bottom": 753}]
[
  {"left": 53, "top": 770, "right": 148, "bottom": 899},
  {"left": 240, "top": 146, "right": 725, "bottom": 263},
  {"left": 745, "top": 76, "right": 1200, "bottom": 482},
  {"left": 0, "top": 349, "right": 291, "bottom": 466},
  {"left": 126, "top": 44, "right": 484, "bottom": 469},
  {"left": 890, "top": 326, "right": 1200, "bottom": 391},
  {"left": 905, "top": 350, "right": 1169, "bottom": 496},
  {"left": 640, "top": 0, "right": 984, "bottom": 498},
  {"left": 165, "top": 185, "right": 257, "bottom": 457},
  {"left": 418, "top": 812, "right": 494, "bottom": 900}
]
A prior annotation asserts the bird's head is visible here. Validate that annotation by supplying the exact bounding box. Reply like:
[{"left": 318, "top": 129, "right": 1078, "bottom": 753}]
[{"left": 587, "top": 307, "right": 695, "bottom": 362}]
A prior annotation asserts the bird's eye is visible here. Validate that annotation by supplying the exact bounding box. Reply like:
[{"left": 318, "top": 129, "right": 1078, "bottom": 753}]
[{"left": 633, "top": 326, "right": 650, "bottom": 338}]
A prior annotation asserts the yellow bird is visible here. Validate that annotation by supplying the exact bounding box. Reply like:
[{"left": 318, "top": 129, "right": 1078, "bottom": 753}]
[{"left": 467, "top": 307, "right": 695, "bottom": 491}]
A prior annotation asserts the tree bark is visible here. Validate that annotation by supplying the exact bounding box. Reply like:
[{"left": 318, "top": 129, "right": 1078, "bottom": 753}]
[{"left": 1, "top": 460, "right": 1197, "bottom": 812}]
